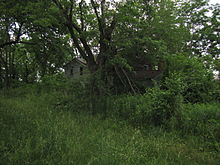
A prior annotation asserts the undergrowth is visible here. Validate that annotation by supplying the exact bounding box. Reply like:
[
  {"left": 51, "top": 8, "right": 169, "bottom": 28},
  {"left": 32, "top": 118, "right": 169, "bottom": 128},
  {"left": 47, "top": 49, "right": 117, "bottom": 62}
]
[{"left": 0, "top": 85, "right": 220, "bottom": 164}]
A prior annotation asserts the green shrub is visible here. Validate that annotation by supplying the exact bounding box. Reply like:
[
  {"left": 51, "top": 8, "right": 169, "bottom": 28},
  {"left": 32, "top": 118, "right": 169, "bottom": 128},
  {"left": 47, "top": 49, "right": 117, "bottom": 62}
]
[
  {"left": 1, "top": 92, "right": 219, "bottom": 165},
  {"left": 165, "top": 54, "right": 217, "bottom": 103},
  {"left": 146, "top": 87, "right": 183, "bottom": 126},
  {"left": 142, "top": 73, "right": 184, "bottom": 126},
  {"left": 39, "top": 73, "right": 68, "bottom": 92},
  {"left": 181, "top": 103, "right": 220, "bottom": 151},
  {"left": 112, "top": 86, "right": 183, "bottom": 127},
  {"left": 211, "top": 81, "right": 220, "bottom": 101},
  {"left": 53, "top": 79, "right": 89, "bottom": 112},
  {"left": 53, "top": 73, "right": 184, "bottom": 127}
]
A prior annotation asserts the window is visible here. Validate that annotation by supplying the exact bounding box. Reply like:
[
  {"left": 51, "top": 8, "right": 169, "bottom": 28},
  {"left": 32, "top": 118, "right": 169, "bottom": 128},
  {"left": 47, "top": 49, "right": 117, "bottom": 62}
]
[
  {"left": 80, "top": 67, "right": 83, "bottom": 75},
  {"left": 70, "top": 68, "right": 73, "bottom": 75},
  {"left": 144, "top": 65, "right": 149, "bottom": 70}
]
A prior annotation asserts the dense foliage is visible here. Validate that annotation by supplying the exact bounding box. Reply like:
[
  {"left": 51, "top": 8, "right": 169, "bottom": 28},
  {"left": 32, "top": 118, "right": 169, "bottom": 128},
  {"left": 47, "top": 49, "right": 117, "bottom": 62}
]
[
  {"left": 0, "top": 0, "right": 219, "bottom": 91},
  {"left": 0, "top": 1, "right": 220, "bottom": 164},
  {"left": 0, "top": 86, "right": 220, "bottom": 164}
]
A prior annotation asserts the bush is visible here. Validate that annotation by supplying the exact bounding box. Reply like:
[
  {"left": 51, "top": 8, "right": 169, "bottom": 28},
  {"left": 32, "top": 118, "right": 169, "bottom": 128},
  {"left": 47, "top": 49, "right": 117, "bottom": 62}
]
[
  {"left": 112, "top": 78, "right": 184, "bottom": 127},
  {"left": 181, "top": 103, "right": 220, "bottom": 150},
  {"left": 142, "top": 73, "right": 184, "bottom": 126},
  {"left": 165, "top": 54, "right": 217, "bottom": 103},
  {"left": 39, "top": 73, "right": 68, "bottom": 92},
  {"left": 52, "top": 72, "right": 185, "bottom": 128}
]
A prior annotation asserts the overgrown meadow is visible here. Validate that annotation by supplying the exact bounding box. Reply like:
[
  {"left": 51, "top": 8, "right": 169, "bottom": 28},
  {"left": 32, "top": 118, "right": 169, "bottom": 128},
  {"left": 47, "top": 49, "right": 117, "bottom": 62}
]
[
  {"left": 1, "top": 0, "right": 220, "bottom": 164},
  {"left": 0, "top": 75, "right": 220, "bottom": 165}
]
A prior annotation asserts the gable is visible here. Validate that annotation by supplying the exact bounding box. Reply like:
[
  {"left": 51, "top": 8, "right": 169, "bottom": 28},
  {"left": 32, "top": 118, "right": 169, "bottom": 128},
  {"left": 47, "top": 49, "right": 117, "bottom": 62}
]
[{"left": 64, "top": 59, "right": 88, "bottom": 79}]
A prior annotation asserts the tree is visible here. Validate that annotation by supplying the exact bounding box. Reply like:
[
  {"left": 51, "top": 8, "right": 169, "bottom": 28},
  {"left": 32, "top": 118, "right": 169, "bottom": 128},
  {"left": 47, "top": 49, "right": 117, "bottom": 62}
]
[
  {"left": 1, "top": 0, "right": 216, "bottom": 92},
  {"left": 50, "top": 0, "right": 191, "bottom": 93},
  {"left": 0, "top": 0, "right": 72, "bottom": 87},
  {"left": 51, "top": 0, "right": 118, "bottom": 72},
  {"left": 176, "top": 0, "right": 220, "bottom": 58}
]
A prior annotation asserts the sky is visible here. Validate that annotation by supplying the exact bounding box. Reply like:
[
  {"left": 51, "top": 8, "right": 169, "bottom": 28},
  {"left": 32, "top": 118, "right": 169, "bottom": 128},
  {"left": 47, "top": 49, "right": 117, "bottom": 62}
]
[{"left": 209, "top": 0, "right": 219, "bottom": 4}]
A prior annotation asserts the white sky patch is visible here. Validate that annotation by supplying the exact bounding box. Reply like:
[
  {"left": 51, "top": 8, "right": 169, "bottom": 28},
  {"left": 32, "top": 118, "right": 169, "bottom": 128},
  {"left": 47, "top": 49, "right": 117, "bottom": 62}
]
[{"left": 209, "top": 0, "right": 219, "bottom": 4}]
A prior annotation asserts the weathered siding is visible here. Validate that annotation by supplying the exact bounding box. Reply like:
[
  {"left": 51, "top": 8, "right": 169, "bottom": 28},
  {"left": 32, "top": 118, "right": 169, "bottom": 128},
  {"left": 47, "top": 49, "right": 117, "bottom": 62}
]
[
  {"left": 132, "top": 61, "right": 164, "bottom": 80},
  {"left": 64, "top": 59, "right": 88, "bottom": 79}
]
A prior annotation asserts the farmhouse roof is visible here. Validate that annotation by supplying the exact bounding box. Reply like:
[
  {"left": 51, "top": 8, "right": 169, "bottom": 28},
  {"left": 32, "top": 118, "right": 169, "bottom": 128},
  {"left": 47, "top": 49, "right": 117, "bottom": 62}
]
[{"left": 64, "top": 58, "right": 87, "bottom": 68}]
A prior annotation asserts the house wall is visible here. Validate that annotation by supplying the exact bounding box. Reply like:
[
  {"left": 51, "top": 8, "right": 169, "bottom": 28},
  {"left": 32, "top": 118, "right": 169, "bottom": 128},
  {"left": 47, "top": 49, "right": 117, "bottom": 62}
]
[
  {"left": 133, "top": 70, "right": 163, "bottom": 80},
  {"left": 64, "top": 62, "right": 88, "bottom": 79},
  {"left": 132, "top": 60, "right": 164, "bottom": 80}
]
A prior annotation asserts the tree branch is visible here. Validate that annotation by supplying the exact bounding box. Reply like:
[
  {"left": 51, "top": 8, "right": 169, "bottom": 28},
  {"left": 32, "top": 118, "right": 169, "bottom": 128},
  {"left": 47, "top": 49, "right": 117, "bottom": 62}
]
[
  {"left": 0, "top": 41, "right": 35, "bottom": 49},
  {"left": 52, "top": 0, "right": 64, "bottom": 10},
  {"left": 79, "top": 0, "right": 85, "bottom": 31},
  {"left": 121, "top": 67, "right": 137, "bottom": 94},
  {"left": 101, "top": 0, "right": 106, "bottom": 25},
  {"left": 66, "top": 24, "right": 88, "bottom": 60},
  {"left": 16, "top": 22, "right": 24, "bottom": 42},
  {"left": 91, "top": 0, "right": 104, "bottom": 35},
  {"left": 106, "top": 15, "right": 117, "bottom": 40},
  {"left": 52, "top": 0, "right": 97, "bottom": 71},
  {"left": 67, "top": 20, "right": 95, "bottom": 61},
  {"left": 0, "top": 23, "right": 35, "bottom": 49},
  {"left": 114, "top": 66, "right": 127, "bottom": 87},
  {"left": 69, "top": 0, "right": 74, "bottom": 18}
]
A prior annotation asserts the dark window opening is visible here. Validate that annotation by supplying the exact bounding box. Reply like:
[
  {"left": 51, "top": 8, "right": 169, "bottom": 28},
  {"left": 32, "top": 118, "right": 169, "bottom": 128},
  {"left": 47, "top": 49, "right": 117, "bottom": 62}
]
[
  {"left": 70, "top": 68, "right": 73, "bottom": 75},
  {"left": 144, "top": 65, "right": 150, "bottom": 70},
  {"left": 80, "top": 67, "right": 83, "bottom": 75}
]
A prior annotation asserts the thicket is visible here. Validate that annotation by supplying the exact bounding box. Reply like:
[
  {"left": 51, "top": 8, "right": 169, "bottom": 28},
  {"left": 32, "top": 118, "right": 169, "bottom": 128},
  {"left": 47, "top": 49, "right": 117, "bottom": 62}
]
[
  {"left": 29, "top": 55, "right": 220, "bottom": 152},
  {"left": 2, "top": 91, "right": 220, "bottom": 165},
  {"left": 1, "top": 0, "right": 220, "bottom": 163}
]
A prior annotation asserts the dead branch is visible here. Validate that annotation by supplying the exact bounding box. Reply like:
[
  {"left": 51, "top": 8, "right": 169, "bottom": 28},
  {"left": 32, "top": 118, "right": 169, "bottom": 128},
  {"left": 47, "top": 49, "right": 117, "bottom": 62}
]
[{"left": 121, "top": 67, "right": 137, "bottom": 94}]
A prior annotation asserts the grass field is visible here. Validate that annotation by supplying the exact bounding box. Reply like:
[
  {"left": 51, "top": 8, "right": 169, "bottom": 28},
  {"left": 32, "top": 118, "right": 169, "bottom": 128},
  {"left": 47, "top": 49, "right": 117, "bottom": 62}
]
[{"left": 0, "top": 91, "right": 219, "bottom": 165}]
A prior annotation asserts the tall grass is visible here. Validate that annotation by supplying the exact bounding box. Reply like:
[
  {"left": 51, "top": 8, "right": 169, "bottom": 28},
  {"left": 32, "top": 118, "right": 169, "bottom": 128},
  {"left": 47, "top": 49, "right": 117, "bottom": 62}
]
[{"left": 0, "top": 88, "right": 220, "bottom": 165}]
